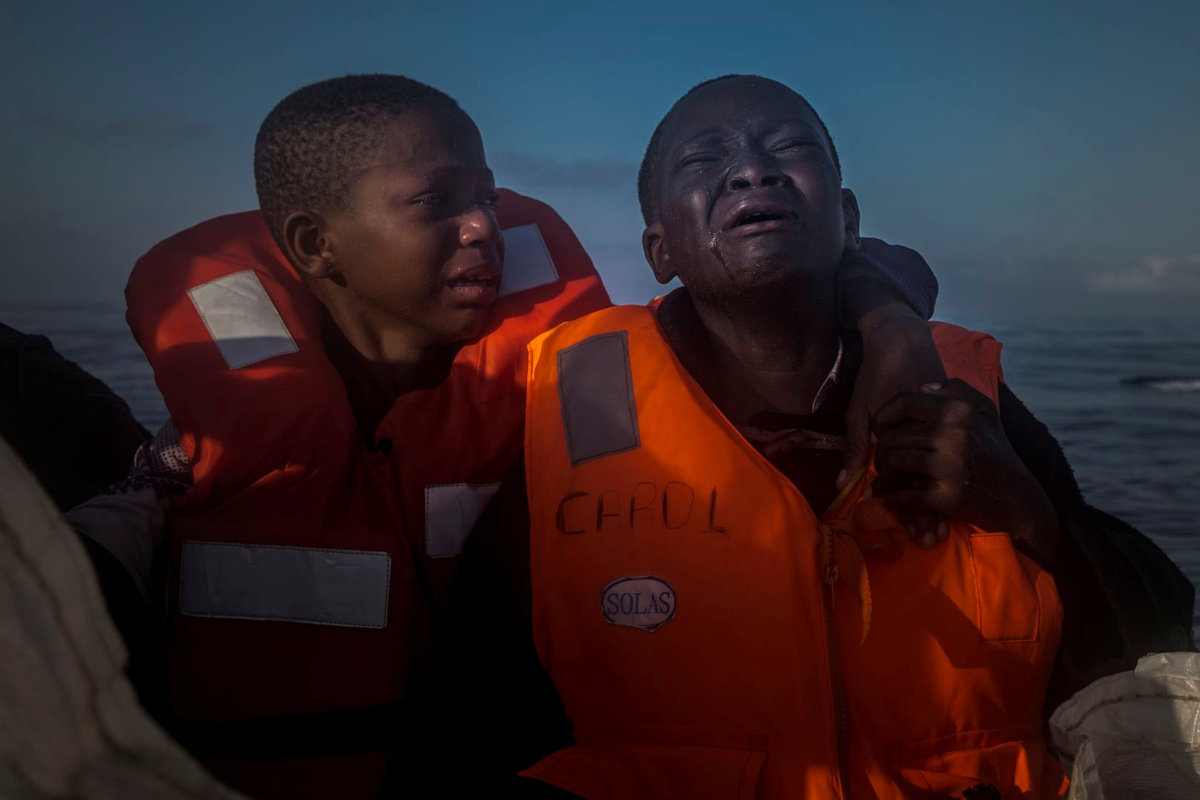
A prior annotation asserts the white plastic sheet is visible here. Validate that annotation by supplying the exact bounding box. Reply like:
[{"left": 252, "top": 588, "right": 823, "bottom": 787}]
[{"left": 1050, "top": 652, "right": 1200, "bottom": 799}]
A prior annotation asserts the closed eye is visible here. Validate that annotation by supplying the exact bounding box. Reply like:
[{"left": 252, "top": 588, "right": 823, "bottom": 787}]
[
  {"left": 771, "top": 139, "right": 818, "bottom": 152},
  {"left": 412, "top": 192, "right": 447, "bottom": 207},
  {"left": 676, "top": 152, "right": 721, "bottom": 171}
]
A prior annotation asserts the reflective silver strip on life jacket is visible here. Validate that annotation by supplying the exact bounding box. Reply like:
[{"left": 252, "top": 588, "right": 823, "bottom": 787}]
[
  {"left": 557, "top": 330, "right": 640, "bottom": 465},
  {"left": 179, "top": 541, "right": 390, "bottom": 628},
  {"left": 187, "top": 270, "right": 299, "bottom": 369},
  {"left": 498, "top": 223, "right": 559, "bottom": 297},
  {"left": 424, "top": 482, "right": 502, "bottom": 558}
]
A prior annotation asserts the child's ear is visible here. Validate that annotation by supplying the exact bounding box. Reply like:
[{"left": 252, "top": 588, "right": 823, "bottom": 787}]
[
  {"left": 841, "top": 188, "right": 861, "bottom": 251},
  {"left": 642, "top": 222, "right": 676, "bottom": 285},
  {"left": 282, "top": 210, "right": 338, "bottom": 280}
]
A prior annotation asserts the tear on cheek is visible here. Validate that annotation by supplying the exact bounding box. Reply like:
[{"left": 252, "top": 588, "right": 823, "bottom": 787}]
[{"left": 708, "top": 231, "right": 724, "bottom": 262}]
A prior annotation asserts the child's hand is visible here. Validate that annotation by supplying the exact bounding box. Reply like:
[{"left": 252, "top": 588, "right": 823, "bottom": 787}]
[
  {"left": 841, "top": 304, "right": 945, "bottom": 488},
  {"left": 869, "top": 380, "right": 1062, "bottom": 563}
]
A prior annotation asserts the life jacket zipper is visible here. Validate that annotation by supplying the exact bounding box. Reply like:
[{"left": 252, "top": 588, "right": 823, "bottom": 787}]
[{"left": 823, "top": 523, "right": 853, "bottom": 800}]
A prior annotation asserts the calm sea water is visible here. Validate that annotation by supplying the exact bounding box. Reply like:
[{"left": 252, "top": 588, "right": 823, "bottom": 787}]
[{"left": 3, "top": 303, "right": 1198, "bottom": 624}]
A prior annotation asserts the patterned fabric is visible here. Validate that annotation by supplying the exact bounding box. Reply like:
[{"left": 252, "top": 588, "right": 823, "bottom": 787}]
[{"left": 105, "top": 421, "right": 193, "bottom": 496}]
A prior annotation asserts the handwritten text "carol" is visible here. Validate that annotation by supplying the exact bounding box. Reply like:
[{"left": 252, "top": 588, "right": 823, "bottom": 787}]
[{"left": 556, "top": 481, "right": 727, "bottom": 535}]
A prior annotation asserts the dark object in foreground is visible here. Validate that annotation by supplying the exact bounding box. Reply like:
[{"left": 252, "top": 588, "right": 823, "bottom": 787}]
[{"left": 0, "top": 434, "right": 234, "bottom": 798}]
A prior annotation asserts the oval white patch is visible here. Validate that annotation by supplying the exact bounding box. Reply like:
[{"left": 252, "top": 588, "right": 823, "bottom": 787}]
[{"left": 600, "top": 575, "right": 677, "bottom": 632}]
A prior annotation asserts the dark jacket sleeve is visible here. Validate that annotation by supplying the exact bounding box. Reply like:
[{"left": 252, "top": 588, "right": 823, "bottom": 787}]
[
  {"left": 998, "top": 382, "right": 1195, "bottom": 708},
  {"left": 837, "top": 238, "right": 939, "bottom": 326},
  {"left": 0, "top": 322, "right": 148, "bottom": 510}
]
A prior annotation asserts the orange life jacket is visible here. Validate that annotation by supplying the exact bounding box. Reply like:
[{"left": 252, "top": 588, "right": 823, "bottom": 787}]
[
  {"left": 125, "top": 189, "right": 609, "bottom": 800},
  {"left": 521, "top": 305, "right": 1065, "bottom": 800}
]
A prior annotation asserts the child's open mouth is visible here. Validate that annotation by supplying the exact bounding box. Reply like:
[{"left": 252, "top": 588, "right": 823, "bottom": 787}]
[{"left": 446, "top": 272, "right": 500, "bottom": 303}]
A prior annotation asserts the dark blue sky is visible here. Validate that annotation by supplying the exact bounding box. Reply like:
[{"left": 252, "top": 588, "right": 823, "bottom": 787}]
[{"left": 4, "top": 0, "right": 1198, "bottom": 319}]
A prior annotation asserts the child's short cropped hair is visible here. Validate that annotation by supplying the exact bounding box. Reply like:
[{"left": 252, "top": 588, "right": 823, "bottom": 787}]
[{"left": 254, "top": 74, "right": 462, "bottom": 247}]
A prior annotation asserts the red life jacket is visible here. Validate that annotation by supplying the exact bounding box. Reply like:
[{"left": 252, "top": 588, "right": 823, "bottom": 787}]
[
  {"left": 125, "top": 189, "right": 609, "bottom": 800},
  {"left": 521, "top": 305, "right": 1066, "bottom": 799}
]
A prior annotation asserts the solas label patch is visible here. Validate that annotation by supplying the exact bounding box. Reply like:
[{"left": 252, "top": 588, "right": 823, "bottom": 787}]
[{"left": 600, "top": 575, "right": 677, "bottom": 632}]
